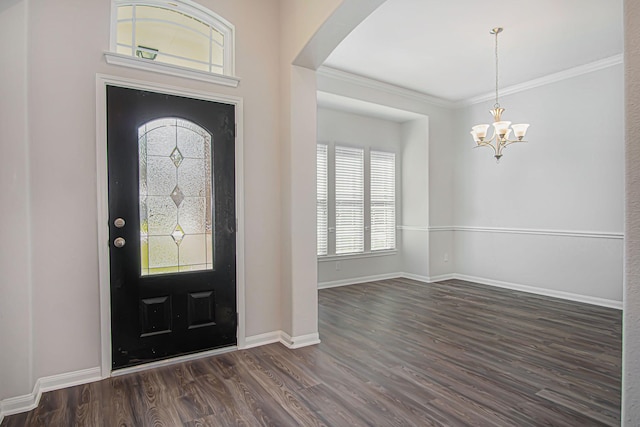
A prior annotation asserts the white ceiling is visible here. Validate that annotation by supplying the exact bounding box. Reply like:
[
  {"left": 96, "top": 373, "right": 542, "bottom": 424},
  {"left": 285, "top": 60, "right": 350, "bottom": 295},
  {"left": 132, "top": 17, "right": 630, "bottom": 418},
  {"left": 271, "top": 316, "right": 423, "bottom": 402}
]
[{"left": 323, "top": 0, "right": 623, "bottom": 103}]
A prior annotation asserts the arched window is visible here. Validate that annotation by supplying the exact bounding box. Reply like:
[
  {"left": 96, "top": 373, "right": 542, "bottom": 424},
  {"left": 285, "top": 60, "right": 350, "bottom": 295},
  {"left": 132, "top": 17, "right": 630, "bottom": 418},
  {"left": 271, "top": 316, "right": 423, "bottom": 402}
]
[{"left": 106, "top": 0, "right": 238, "bottom": 87}]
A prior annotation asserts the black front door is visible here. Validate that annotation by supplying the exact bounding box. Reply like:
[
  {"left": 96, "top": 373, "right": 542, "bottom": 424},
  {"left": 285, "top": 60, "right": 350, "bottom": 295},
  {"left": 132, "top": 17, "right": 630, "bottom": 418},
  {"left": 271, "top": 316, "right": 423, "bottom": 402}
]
[{"left": 107, "top": 86, "right": 236, "bottom": 369}]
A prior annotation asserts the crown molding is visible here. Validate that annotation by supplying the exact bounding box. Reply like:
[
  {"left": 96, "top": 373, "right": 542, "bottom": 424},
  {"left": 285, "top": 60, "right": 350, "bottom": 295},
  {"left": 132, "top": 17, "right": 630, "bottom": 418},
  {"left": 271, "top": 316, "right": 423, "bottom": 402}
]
[
  {"left": 458, "top": 54, "right": 623, "bottom": 107},
  {"left": 318, "top": 54, "right": 622, "bottom": 110},
  {"left": 316, "top": 66, "right": 455, "bottom": 109}
]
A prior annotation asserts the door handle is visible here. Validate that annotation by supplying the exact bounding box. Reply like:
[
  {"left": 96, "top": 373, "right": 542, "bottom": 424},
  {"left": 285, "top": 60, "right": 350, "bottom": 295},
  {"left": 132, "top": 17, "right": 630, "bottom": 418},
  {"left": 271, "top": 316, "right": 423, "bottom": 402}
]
[
  {"left": 114, "top": 218, "right": 126, "bottom": 228},
  {"left": 114, "top": 237, "right": 126, "bottom": 248}
]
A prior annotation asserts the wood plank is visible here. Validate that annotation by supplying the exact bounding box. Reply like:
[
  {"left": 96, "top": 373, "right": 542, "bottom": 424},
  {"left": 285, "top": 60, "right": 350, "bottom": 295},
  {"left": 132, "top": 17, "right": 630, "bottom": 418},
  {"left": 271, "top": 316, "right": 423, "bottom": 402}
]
[{"left": 1, "top": 279, "right": 621, "bottom": 426}]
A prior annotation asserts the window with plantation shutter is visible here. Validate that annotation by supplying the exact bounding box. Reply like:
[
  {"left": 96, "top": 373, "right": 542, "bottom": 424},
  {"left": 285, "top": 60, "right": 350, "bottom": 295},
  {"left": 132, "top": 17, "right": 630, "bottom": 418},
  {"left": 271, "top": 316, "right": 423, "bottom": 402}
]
[
  {"left": 370, "top": 151, "right": 396, "bottom": 251},
  {"left": 335, "top": 146, "right": 364, "bottom": 254},
  {"left": 317, "top": 144, "right": 328, "bottom": 256}
]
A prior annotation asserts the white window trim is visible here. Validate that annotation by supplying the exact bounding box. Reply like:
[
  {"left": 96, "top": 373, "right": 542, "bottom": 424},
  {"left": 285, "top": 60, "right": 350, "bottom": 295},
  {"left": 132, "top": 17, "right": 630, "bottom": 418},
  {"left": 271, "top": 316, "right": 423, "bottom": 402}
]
[
  {"left": 318, "top": 249, "right": 398, "bottom": 262},
  {"left": 317, "top": 143, "right": 329, "bottom": 256},
  {"left": 106, "top": 0, "right": 239, "bottom": 87},
  {"left": 104, "top": 52, "right": 240, "bottom": 87}
]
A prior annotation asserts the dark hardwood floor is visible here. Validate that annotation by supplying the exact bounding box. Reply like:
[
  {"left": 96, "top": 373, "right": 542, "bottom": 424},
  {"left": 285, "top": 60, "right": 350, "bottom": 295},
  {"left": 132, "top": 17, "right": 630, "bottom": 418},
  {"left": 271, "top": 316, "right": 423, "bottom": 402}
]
[{"left": 2, "top": 278, "right": 622, "bottom": 426}]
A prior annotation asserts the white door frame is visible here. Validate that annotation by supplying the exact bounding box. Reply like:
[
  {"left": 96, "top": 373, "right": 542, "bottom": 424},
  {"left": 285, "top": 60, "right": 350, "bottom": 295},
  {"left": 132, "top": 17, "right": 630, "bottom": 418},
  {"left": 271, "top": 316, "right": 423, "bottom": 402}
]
[{"left": 95, "top": 74, "right": 246, "bottom": 377}]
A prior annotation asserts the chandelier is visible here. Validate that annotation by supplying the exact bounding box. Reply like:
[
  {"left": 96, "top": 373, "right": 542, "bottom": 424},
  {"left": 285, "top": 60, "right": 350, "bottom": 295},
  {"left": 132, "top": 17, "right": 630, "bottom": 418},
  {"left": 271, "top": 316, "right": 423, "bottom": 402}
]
[{"left": 470, "top": 27, "right": 530, "bottom": 162}]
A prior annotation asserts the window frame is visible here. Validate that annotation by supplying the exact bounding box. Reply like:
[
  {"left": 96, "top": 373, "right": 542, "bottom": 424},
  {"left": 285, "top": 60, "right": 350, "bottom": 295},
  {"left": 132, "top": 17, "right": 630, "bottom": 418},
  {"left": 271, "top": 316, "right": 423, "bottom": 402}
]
[
  {"left": 334, "top": 145, "right": 365, "bottom": 255},
  {"left": 370, "top": 149, "right": 396, "bottom": 252},
  {"left": 317, "top": 141, "right": 398, "bottom": 259},
  {"left": 316, "top": 143, "right": 329, "bottom": 256},
  {"left": 105, "top": 0, "right": 239, "bottom": 87}
]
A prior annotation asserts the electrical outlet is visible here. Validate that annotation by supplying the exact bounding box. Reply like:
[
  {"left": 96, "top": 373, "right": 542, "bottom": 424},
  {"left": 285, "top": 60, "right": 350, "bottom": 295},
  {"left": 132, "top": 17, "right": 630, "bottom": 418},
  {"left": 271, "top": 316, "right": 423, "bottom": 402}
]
[
  {"left": 444, "top": 252, "right": 449, "bottom": 263},
  {"left": 336, "top": 261, "right": 341, "bottom": 271}
]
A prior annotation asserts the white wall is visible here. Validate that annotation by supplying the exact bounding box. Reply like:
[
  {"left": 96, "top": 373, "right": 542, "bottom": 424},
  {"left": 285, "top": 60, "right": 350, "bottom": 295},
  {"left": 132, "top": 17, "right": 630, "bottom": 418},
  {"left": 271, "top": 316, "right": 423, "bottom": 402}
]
[
  {"left": 453, "top": 64, "right": 624, "bottom": 303},
  {"left": 278, "top": 0, "right": 349, "bottom": 339},
  {"left": 318, "top": 62, "right": 623, "bottom": 304},
  {"left": 623, "top": 0, "right": 640, "bottom": 422},
  {"left": 1, "top": 0, "right": 631, "bottom": 415},
  {"left": 0, "top": 0, "right": 350, "bottom": 408},
  {"left": 317, "top": 107, "right": 403, "bottom": 285},
  {"left": 315, "top": 104, "right": 456, "bottom": 284},
  {"left": 0, "top": 0, "right": 390, "bottom": 409},
  {"left": 400, "top": 118, "right": 431, "bottom": 278},
  {"left": 400, "top": 115, "right": 455, "bottom": 280},
  {"left": 0, "top": 0, "right": 31, "bottom": 401},
  {"left": 25, "top": 0, "right": 293, "bottom": 382},
  {"left": 317, "top": 70, "right": 456, "bottom": 282}
]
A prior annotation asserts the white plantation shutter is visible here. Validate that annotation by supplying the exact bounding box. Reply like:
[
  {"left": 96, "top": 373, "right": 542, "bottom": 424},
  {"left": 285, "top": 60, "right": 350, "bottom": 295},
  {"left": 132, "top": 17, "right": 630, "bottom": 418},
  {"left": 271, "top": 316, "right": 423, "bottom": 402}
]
[
  {"left": 370, "top": 150, "right": 396, "bottom": 251},
  {"left": 317, "top": 144, "right": 328, "bottom": 256},
  {"left": 335, "top": 146, "right": 364, "bottom": 254}
]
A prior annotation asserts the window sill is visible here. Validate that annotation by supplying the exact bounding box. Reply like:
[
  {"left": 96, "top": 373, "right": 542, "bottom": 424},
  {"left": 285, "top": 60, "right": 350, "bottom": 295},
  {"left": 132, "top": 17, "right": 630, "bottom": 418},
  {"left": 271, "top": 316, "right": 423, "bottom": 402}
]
[
  {"left": 104, "top": 52, "right": 241, "bottom": 88},
  {"left": 318, "top": 250, "right": 398, "bottom": 262}
]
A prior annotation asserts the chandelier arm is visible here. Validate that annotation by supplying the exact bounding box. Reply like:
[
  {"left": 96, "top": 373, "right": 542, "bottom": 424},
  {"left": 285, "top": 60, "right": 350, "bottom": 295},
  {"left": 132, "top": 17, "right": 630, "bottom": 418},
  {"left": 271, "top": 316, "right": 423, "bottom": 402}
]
[
  {"left": 476, "top": 140, "right": 499, "bottom": 156},
  {"left": 503, "top": 139, "right": 528, "bottom": 147}
]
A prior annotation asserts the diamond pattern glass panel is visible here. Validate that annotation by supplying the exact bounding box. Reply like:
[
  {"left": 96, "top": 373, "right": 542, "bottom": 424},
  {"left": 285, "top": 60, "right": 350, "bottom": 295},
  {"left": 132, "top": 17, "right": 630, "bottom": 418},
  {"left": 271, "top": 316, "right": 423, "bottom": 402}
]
[
  {"left": 147, "top": 157, "right": 177, "bottom": 196},
  {"left": 170, "top": 186, "right": 185, "bottom": 208},
  {"left": 139, "top": 117, "right": 214, "bottom": 276},
  {"left": 179, "top": 197, "right": 206, "bottom": 234},
  {"left": 148, "top": 236, "right": 179, "bottom": 269},
  {"left": 147, "top": 196, "right": 177, "bottom": 235},
  {"left": 177, "top": 124, "right": 206, "bottom": 158},
  {"left": 170, "top": 147, "right": 184, "bottom": 167},
  {"left": 171, "top": 224, "right": 185, "bottom": 246},
  {"left": 179, "top": 234, "right": 207, "bottom": 266},
  {"left": 178, "top": 159, "right": 206, "bottom": 197}
]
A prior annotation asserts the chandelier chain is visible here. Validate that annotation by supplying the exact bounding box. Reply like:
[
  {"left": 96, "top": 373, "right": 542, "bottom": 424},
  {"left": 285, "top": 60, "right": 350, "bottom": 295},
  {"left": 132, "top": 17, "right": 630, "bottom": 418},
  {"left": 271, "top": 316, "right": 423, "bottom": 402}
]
[{"left": 494, "top": 29, "right": 499, "bottom": 108}]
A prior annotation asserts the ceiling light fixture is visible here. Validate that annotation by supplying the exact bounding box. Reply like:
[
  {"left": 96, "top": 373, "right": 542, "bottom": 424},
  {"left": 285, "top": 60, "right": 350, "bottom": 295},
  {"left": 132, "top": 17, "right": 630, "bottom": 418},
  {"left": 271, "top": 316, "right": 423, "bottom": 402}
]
[{"left": 470, "top": 27, "right": 529, "bottom": 162}]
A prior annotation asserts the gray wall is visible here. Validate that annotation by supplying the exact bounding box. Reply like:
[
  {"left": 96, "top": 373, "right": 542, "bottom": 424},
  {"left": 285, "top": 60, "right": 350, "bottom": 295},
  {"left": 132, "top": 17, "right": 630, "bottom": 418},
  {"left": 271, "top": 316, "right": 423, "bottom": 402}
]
[
  {"left": 317, "top": 108, "right": 403, "bottom": 285},
  {"left": 0, "top": 0, "right": 31, "bottom": 401},
  {"left": 453, "top": 64, "right": 624, "bottom": 303},
  {"left": 623, "top": 0, "right": 640, "bottom": 422},
  {"left": 317, "top": 61, "right": 623, "bottom": 305}
]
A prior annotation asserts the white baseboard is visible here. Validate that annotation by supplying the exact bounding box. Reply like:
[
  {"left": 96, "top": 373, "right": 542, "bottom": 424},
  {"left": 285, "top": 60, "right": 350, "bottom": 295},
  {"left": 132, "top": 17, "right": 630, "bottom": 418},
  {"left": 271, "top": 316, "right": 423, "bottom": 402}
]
[
  {"left": 398, "top": 272, "right": 455, "bottom": 283},
  {"left": 241, "top": 331, "right": 282, "bottom": 349},
  {"left": 242, "top": 330, "right": 321, "bottom": 350},
  {"left": 0, "top": 385, "right": 39, "bottom": 419},
  {"left": 453, "top": 274, "right": 623, "bottom": 310},
  {"left": 318, "top": 273, "right": 402, "bottom": 289},
  {"left": 280, "top": 332, "right": 321, "bottom": 349},
  {"left": 426, "top": 273, "right": 456, "bottom": 282},
  {"left": 318, "top": 271, "right": 622, "bottom": 310},
  {"left": 0, "top": 367, "right": 101, "bottom": 419}
]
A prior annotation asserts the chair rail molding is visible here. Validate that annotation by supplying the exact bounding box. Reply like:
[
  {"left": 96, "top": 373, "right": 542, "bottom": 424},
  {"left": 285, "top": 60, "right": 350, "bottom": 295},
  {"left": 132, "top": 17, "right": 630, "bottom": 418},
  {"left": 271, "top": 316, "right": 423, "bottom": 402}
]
[{"left": 444, "top": 225, "right": 623, "bottom": 240}]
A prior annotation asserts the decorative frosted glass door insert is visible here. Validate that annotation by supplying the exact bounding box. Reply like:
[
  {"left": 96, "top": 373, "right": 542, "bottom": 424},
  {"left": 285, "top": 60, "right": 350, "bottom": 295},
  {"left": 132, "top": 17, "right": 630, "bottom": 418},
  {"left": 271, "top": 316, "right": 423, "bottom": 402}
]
[{"left": 139, "top": 118, "right": 213, "bottom": 275}]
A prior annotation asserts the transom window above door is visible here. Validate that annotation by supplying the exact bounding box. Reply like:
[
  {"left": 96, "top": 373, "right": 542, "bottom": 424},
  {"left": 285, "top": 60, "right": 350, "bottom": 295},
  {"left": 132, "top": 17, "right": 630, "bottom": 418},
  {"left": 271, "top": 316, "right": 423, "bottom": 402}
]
[{"left": 106, "top": 0, "right": 239, "bottom": 87}]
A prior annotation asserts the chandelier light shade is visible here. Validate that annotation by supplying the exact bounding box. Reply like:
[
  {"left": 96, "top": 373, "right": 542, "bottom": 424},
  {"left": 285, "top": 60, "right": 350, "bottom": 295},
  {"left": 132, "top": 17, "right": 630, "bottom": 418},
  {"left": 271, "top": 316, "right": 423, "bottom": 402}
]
[{"left": 470, "top": 27, "right": 530, "bottom": 162}]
